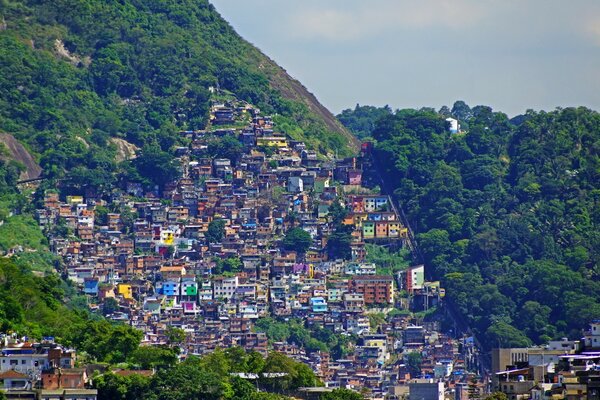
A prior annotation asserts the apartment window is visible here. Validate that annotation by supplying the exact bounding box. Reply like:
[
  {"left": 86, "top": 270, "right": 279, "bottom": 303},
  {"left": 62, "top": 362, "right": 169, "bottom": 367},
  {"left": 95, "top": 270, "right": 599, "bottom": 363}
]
[{"left": 10, "top": 359, "right": 18, "bottom": 365}]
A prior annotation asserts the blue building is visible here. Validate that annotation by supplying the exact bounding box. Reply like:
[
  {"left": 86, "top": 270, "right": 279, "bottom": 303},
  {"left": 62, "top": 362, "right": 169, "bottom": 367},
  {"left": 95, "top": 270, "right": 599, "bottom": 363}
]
[
  {"left": 83, "top": 278, "right": 99, "bottom": 296},
  {"left": 310, "top": 297, "right": 328, "bottom": 313},
  {"left": 158, "top": 280, "right": 180, "bottom": 297}
]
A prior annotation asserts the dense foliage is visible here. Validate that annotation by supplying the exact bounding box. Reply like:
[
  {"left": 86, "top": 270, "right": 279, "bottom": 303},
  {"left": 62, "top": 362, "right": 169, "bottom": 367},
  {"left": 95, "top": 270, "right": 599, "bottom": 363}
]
[
  {"left": 94, "top": 348, "right": 318, "bottom": 400},
  {"left": 337, "top": 104, "right": 393, "bottom": 139},
  {"left": 342, "top": 103, "right": 600, "bottom": 348},
  {"left": 255, "top": 317, "right": 354, "bottom": 360},
  {"left": 0, "top": 258, "right": 144, "bottom": 361},
  {"left": 365, "top": 244, "right": 411, "bottom": 275},
  {"left": 282, "top": 227, "right": 313, "bottom": 254},
  {"left": 206, "top": 218, "right": 226, "bottom": 244},
  {"left": 320, "top": 389, "right": 363, "bottom": 400}
]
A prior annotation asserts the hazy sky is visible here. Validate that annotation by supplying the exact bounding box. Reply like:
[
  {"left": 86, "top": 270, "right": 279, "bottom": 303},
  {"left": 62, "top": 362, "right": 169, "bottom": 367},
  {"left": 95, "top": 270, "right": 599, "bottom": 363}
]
[{"left": 210, "top": 0, "right": 600, "bottom": 116}]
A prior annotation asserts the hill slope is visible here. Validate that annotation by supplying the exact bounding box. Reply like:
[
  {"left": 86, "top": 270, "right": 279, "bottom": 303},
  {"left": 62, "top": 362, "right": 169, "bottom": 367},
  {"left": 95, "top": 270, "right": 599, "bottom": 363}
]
[
  {"left": 0, "top": 0, "right": 356, "bottom": 183},
  {"left": 340, "top": 104, "right": 600, "bottom": 348}
]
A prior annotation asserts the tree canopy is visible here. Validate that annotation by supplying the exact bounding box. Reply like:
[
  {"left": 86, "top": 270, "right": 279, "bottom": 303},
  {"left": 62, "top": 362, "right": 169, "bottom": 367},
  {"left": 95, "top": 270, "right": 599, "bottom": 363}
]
[
  {"left": 340, "top": 104, "right": 600, "bottom": 348},
  {"left": 206, "top": 219, "right": 226, "bottom": 244},
  {"left": 94, "top": 348, "right": 317, "bottom": 400},
  {"left": 282, "top": 227, "right": 312, "bottom": 254}
]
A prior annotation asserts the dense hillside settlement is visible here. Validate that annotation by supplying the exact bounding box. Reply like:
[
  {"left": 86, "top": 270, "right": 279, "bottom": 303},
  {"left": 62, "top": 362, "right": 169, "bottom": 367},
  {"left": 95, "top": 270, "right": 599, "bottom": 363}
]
[
  {"left": 1, "top": 1, "right": 600, "bottom": 399},
  {"left": 0, "top": 99, "right": 598, "bottom": 400}
]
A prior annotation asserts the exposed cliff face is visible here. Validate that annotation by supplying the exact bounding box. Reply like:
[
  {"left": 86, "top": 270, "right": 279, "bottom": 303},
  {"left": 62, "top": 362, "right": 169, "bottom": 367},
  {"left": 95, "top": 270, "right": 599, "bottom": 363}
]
[
  {"left": 110, "top": 138, "right": 139, "bottom": 163},
  {"left": 0, "top": 133, "right": 41, "bottom": 180}
]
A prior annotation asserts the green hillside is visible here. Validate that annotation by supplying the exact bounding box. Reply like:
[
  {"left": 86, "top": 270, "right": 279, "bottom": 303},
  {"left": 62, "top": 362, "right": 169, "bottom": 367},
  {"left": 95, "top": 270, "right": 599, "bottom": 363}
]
[
  {"left": 341, "top": 103, "right": 600, "bottom": 348},
  {"left": 0, "top": 0, "right": 356, "bottom": 187}
]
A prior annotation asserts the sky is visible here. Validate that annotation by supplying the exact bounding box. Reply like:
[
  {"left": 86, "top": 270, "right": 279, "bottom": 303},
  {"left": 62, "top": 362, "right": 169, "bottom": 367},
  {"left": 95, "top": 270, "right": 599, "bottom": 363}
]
[{"left": 210, "top": 0, "right": 600, "bottom": 117}]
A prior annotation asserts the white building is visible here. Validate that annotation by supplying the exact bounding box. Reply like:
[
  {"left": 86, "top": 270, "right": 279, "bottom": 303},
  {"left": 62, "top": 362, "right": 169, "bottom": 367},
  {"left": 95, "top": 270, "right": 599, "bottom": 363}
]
[
  {"left": 445, "top": 117, "right": 460, "bottom": 134},
  {"left": 585, "top": 321, "right": 600, "bottom": 349},
  {"left": 0, "top": 350, "right": 49, "bottom": 376},
  {"left": 214, "top": 276, "right": 239, "bottom": 300}
]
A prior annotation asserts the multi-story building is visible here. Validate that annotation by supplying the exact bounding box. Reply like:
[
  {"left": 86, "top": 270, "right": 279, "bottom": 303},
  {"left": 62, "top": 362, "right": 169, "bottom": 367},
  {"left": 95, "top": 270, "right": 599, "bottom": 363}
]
[
  {"left": 350, "top": 275, "right": 394, "bottom": 304},
  {"left": 214, "top": 276, "right": 239, "bottom": 300},
  {"left": 343, "top": 293, "right": 365, "bottom": 313}
]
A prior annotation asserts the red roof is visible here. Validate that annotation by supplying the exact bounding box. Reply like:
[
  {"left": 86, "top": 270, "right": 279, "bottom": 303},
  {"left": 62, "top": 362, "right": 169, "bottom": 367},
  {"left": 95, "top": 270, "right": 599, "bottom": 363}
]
[{"left": 0, "top": 369, "right": 29, "bottom": 379}]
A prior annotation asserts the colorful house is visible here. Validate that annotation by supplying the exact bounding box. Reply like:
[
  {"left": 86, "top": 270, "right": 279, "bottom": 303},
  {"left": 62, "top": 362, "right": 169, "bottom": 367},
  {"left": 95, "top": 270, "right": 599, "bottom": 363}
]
[
  {"left": 256, "top": 136, "right": 288, "bottom": 148},
  {"left": 375, "top": 221, "right": 388, "bottom": 237},
  {"left": 117, "top": 283, "right": 133, "bottom": 300},
  {"left": 363, "top": 221, "right": 375, "bottom": 239},
  {"left": 310, "top": 297, "right": 328, "bottom": 313},
  {"left": 83, "top": 278, "right": 99, "bottom": 296}
]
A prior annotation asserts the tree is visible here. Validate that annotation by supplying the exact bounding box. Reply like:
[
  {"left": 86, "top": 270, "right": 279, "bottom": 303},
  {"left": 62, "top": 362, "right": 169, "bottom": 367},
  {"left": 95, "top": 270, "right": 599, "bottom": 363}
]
[
  {"left": 368, "top": 313, "right": 386, "bottom": 333},
  {"left": 321, "top": 389, "right": 363, "bottom": 400},
  {"left": 102, "top": 297, "right": 119, "bottom": 315},
  {"left": 516, "top": 301, "right": 552, "bottom": 342},
  {"left": 166, "top": 326, "right": 187, "bottom": 346},
  {"left": 149, "top": 357, "right": 233, "bottom": 400},
  {"left": 207, "top": 135, "right": 243, "bottom": 164},
  {"left": 326, "top": 228, "right": 352, "bottom": 260},
  {"left": 129, "top": 345, "right": 178, "bottom": 369},
  {"left": 451, "top": 100, "right": 473, "bottom": 121},
  {"left": 133, "top": 145, "right": 180, "bottom": 189},
  {"left": 484, "top": 393, "right": 508, "bottom": 400},
  {"left": 73, "top": 322, "right": 143, "bottom": 363},
  {"left": 282, "top": 227, "right": 312, "bottom": 254},
  {"left": 214, "top": 256, "right": 242, "bottom": 274},
  {"left": 485, "top": 321, "right": 532, "bottom": 348},
  {"left": 206, "top": 219, "right": 226, "bottom": 244},
  {"left": 95, "top": 372, "right": 151, "bottom": 400},
  {"left": 261, "top": 352, "right": 319, "bottom": 391},
  {"left": 254, "top": 317, "right": 291, "bottom": 343},
  {"left": 328, "top": 199, "right": 348, "bottom": 226},
  {"left": 405, "top": 352, "right": 423, "bottom": 376},
  {"left": 337, "top": 104, "right": 393, "bottom": 139}
]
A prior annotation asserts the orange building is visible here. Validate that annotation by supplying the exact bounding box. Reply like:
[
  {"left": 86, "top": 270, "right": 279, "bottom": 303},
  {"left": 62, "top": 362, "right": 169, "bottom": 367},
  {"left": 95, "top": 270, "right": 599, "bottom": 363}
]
[{"left": 350, "top": 275, "right": 394, "bottom": 304}]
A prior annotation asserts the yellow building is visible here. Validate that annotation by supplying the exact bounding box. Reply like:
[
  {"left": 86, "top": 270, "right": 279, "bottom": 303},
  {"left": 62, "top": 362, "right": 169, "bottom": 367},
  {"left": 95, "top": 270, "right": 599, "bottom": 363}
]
[
  {"left": 160, "top": 230, "right": 175, "bottom": 245},
  {"left": 364, "top": 336, "right": 386, "bottom": 348},
  {"left": 117, "top": 283, "right": 133, "bottom": 300},
  {"left": 388, "top": 222, "right": 401, "bottom": 237},
  {"left": 257, "top": 136, "right": 288, "bottom": 148},
  {"left": 66, "top": 195, "right": 84, "bottom": 205}
]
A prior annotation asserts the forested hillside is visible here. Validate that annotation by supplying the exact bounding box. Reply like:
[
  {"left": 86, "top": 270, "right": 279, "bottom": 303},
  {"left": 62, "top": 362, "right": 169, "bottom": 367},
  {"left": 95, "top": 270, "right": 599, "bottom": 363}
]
[
  {"left": 342, "top": 103, "right": 600, "bottom": 348},
  {"left": 0, "top": 0, "right": 355, "bottom": 193},
  {"left": 337, "top": 104, "right": 393, "bottom": 140}
]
